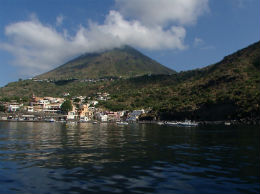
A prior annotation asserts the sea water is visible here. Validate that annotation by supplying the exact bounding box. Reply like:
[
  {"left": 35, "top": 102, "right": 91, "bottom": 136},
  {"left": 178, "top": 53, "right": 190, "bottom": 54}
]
[{"left": 0, "top": 122, "right": 259, "bottom": 193}]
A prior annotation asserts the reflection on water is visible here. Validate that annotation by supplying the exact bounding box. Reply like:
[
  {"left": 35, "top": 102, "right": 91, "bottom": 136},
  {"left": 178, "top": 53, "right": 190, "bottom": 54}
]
[{"left": 0, "top": 122, "right": 259, "bottom": 194}]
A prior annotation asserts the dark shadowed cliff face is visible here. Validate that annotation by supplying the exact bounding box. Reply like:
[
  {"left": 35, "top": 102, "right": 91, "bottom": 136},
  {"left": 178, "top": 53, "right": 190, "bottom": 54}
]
[{"left": 35, "top": 45, "right": 175, "bottom": 80}]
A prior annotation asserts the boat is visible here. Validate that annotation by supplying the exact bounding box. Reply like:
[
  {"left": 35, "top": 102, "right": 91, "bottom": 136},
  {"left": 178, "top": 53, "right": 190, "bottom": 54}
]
[
  {"left": 46, "top": 118, "right": 55, "bottom": 122},
  {"left": 116, "top": 121, "right": 128, "bottom": 125},
  {"left": 177, "top": 120, "right": 198, "bottom": 127},
  {"left": 157, "top": 121, "right": 165, "bottom": 125},
  {"left": 224, "top": 122, "right": 231, "bottom": 126},
  {"left": 58, "top": 119, "right": 66, "bottom": 123},
  {"left": 79, "top": 119, "right": 88, "bottom": 123},
  {"left": 92, "top": 121, "right": 98, "bottom": 124},
  {"left": 165, "top": 121, "right": 178, "bottom": 126}
]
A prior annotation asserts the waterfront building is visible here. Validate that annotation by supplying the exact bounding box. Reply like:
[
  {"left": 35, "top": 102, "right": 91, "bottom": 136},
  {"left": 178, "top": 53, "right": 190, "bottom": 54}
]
[
  {"left": 96, "top": 112, "right": 108, "bottom": 122},
  {"left": 24, "top": 106, "right": 34, "bottom": 112},
  {"left": 8, "top": 103, "right": 23, "bottom": 112},
  {"left": 106, "top": 111, "right": 120, "bottom": 121},
  {"left": 78, "top": 104, "right": 92, "bottom": 121},
  {"left": 30, "top": 95, "right": 64, "bottom": 113},
  {"left": 67, "top": 104, "right": 77, "bottom": 120}
]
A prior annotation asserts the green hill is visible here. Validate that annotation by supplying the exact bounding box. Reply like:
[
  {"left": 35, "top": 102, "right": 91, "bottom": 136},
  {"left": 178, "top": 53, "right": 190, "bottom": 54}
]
[
  {"left": 0, "top": 42, "right": 259, "bottom": 122},
  {"left": 36, "top": 45, "right": 175, "bottom": 80},
  {"left": 99, "top": 41, "right": 260, "bottom": 121}
]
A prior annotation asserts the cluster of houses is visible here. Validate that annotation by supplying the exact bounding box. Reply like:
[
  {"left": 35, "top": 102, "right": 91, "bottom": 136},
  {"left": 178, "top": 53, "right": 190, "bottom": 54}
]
[{"left": 0, "top": 93, "right": 146, "bottom": 122}]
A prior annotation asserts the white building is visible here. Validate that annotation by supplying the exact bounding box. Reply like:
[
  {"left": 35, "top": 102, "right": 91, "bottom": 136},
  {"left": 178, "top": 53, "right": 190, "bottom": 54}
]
[
  {"left": 89, "top": 101, "right": 98, "bottom": 106},
  {"left": 8, "top": 103, "right": 23, "bottom": 112},
  {"left": 43, "top": 103, "right": 62, "bottom": 113},
  {"left": 67, "top": 111, "right": 76, "bottom": 120},
  {"left": 26, "top": 106, "right": 34, "bottom": 112},
  {"left": 96, "top": 113, "right": 108, "bottom": 122}
]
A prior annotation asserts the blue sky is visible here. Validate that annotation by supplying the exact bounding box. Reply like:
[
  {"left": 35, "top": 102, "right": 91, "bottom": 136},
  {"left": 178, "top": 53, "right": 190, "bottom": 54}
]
[{"left": 0, "top": 0, "right": 259, "bottom": 86}]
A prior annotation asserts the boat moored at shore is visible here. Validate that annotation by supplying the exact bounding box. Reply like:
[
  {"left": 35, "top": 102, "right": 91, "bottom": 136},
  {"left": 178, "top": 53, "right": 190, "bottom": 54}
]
[
  {"left": 158, "top": 120, "right": 199, "bottom": 127},
  {"left": 116, "top": 121, "right": 128, "bottom": 125},
  {"left": 177, "top": 120, "right": 198, "bottom": 127}
]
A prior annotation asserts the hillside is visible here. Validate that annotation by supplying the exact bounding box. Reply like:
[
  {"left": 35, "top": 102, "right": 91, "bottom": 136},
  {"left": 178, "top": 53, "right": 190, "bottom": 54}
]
[
  {"left": 1, "top": 41, "right": 259, "bottom": 122},
  {"left": 36, "top": 45, "right": 175, "bottom": 80},
  {"left": 104, "top": 41, "right": 260, "bottom": 121}
]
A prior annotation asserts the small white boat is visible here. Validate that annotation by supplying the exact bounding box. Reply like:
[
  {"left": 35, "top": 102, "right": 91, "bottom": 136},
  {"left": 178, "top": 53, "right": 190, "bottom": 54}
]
[
  {"left": 165, "top": 121, "right": 178, "bottom": 126},
  {"left": 224, "top": 122, "right": 231, "bottom": 126},
  {"left": 116, "top": 121, "right": 128, "bottom": 125},
  {"left": 92, "top": 121, "right": 98, "bottom": 124},
  {"left": 157, "top": 121, "right": 165, "bottom": 125},
  {"left": 46, "top": 118, "right": 55, "bottom": 122},
  {"left": 178, "top": 120, "right": 198, "bottom": 127},
  {"left": 79, "top": 120, "right": 88, "bottom": 123}
]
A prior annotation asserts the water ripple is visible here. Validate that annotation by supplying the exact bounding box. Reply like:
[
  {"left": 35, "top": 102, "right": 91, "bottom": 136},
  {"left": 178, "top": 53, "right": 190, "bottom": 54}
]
[{"left": 0, "top": 122, "right": 259, "bottom": 194}]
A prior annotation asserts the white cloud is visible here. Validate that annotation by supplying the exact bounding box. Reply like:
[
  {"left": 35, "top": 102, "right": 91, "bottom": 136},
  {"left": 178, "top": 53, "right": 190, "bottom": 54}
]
[
  {"left": 115, "top": 0, "right": 209, "bottom": 26},
  {"left": 0, "top": 20, "right": 92, "bottom": 75},
  {"left": 56, "top": 15, "right": 64, "bottom": 26},
  {"left": 88, "top": 11, "right": 186, "bottom": 50},
  {"left": 0, "top": 0, "right": 209, "bottom": 76}
]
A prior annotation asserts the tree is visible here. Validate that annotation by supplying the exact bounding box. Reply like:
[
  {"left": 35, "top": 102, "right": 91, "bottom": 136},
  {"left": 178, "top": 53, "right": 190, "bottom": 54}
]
[
  {"left": 0, "top": 104, "right": 6, "bottom": 112},
  {"left": 73, "top": 98, "right": 80, "bottom": 103},
  {"left": 60, "top": 100, "right": 73, "bottom": 114},
  {"left": 0, "top": 97, "right": 10, "bottom": 102}
]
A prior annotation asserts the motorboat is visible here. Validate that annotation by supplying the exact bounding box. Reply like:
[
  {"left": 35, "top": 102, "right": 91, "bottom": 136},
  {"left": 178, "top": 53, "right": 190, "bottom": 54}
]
[
  {"left": 165, "top": 121, "right": 178, "bottom": 126},
  {"left": 224, "top": 122, "right": 231, "bottom": 126},
  {"left": 46, "top": 118, "right": 55, "bottom": 122},
  {"left": 177, "top": 120, "right": 198, "bottom": 127},
  {"left": 116, "top": 121, "right": 128, "bottom": 125},
  {"left": 157, "top": 121, "right": 165, "bottom": 125}
]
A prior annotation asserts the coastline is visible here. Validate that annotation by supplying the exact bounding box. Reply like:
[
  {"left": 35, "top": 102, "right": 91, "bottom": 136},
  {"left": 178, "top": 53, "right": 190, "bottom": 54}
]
[{"left": 0, "top": 118, "right": 259, "bottom": 125}]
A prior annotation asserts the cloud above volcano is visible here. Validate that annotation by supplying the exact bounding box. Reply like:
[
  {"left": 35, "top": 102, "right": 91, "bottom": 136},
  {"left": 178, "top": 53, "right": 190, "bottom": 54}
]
[{"left": 0, "top": 0, "right": 209, "bottom": 76}]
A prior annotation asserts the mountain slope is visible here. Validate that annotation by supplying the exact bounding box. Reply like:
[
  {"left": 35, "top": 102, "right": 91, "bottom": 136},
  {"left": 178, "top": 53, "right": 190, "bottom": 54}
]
[
  {"left": 170, "top": 41, "right": 260, "bottom": 121},
  {"left": 1, "top": 41, "right": 259, "bottom": 122},
  {"left": 102, "top": 41, "right": 260, "bottom": 121},
  {"left": 36, "top": 46, "right": 175, "bottom": 80}
]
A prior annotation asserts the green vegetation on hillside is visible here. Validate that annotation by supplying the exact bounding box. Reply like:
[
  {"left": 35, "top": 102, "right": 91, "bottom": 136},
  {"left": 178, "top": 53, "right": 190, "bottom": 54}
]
[
  {"left": 1, "top": 41, "right": 259, "bottom": 122},
  {"left": 36, "top": 45, "right": 175, "bottom": 80}
]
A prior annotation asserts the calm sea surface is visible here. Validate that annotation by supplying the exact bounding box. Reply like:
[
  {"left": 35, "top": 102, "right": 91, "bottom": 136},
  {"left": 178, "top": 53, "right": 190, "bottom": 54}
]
[{"left": 0, "top": 122, "right": 259, "bottom": 194}]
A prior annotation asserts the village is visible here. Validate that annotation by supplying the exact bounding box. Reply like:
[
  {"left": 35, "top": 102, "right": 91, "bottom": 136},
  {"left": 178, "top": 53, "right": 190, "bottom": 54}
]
[{"left": 0, "top": 92, "right": 147, "bottom": 123}]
